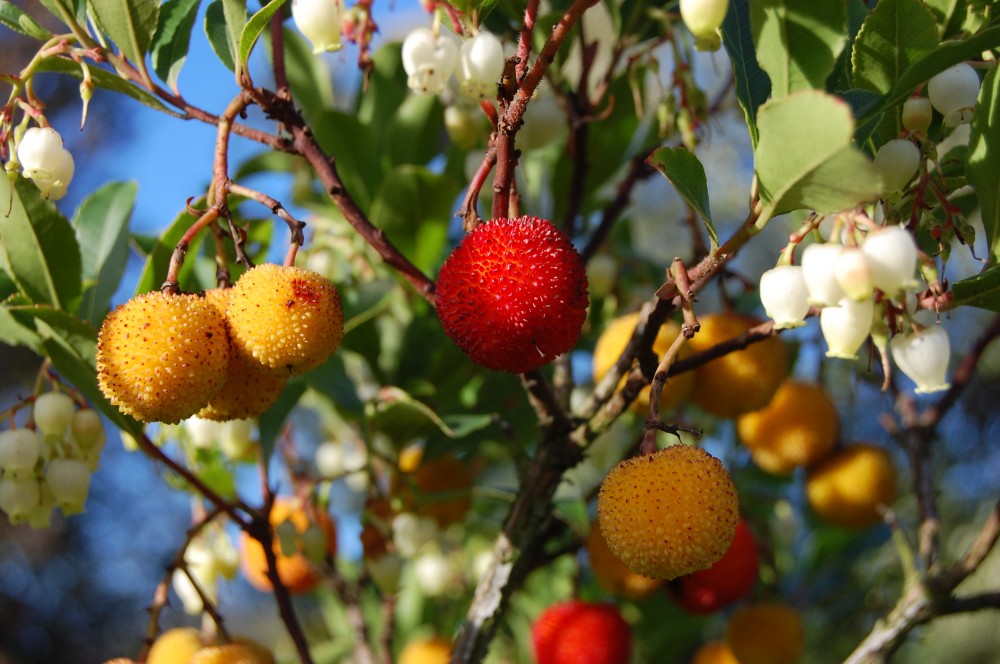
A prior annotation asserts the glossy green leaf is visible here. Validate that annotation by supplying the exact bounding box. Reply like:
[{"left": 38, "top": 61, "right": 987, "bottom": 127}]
[
  {"left": 8, "top": 303, "right": 98, "bottom": 360},
  {"left": 967, "top": 64, "right": 1000, "bottom": 264},
  {"left": 952, "top": 265, "right": 1000, "bottom": 311},
  {"left": 72, "top": 182, "right": 137, "bottom": 325},
  {"left": 151, "top": 0, "right": 200, "bottom": 90},
  {"left": 646, "top": 147, "right": 717, "bottom": 250},
  {"left": 0, "top": 0, "right": 52, "bottom": 39},
  {"left": 0, "top": 306, "right": 42, "bottom": 351},
  {"left": 851, "top": 0, "right": 938, "bottom": 103},
  {"left": 0, "top": 177, "right": 82, "bottom": 311},
  {"left": 723, "top": 0, "right": 771, "bottom": 146},
  {"left": 204, "top": 0, "right": 247, "bottom": 72},
  {"left": 923, "top": 0, "right": 960, "bottom": 35},
  {"left": 371, "top": 386, "right": 493, "bottom": 443},
  {"left": 89, "top": 0, "right": 160, "bottom": 66},
  {"left": 750, "top": 0, "right": 848, "bottom": 98},
  {"left": 239, "top": 0, "right": 288, "bottom": 73},
  {"left": 134, "top": 205, "right": 205, "bottom": 295},
  {"left": 312, "top": 110, "right": 380, "bottom": 210},
  {"left": 754, "top": 90, "right": 882, "bottom": 221},
  {"left": 35, "top": 57, "right": 182, "bottom": 116},
  {"left": 384, "top": 93, "right": 444, "bottom": 168}
]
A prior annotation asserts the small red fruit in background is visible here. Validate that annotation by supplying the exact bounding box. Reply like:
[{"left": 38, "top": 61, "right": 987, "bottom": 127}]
[
  {"left": 531, "top": 599, "right": 631, "bottom": 664},
  {"left": 670, "top": 519, "right": 759, "bottom": 614},
  {"left": 435, "top": 216, "right": 589, "bottom": 373}
]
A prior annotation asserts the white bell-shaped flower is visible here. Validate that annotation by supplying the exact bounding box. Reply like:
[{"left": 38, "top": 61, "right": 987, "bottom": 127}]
[
  {"left": 802, "top": 242, "right": 846, "bottom": 306},
  {"left": 0, "top": 477, "right": 41, "bottom": 524},
  {"left": 680, "top": 0, "right": 728, "bottom": 50},
  {"left": 172, "top": 568, "right": 216, "bottom": 616},
  {"left": 861, "top": 225, "right": 919, "bottom": 296},
  {"left": 873, "top": 139, "right": 920, "bottom": 193},
  {"left": 33, "top": 392, "right": 76, "bottom": 437},
  {"left": 833, "top": 247, "right": 874, "bottom": 301},
  {"left": 71, "top": 409, "right": 105, "bottom": 451},
  {"left": 891, "top": 326, "right": 951, "bottom": 393},
  {"left": 183, "top": 415, "right": 222, "bottom": 449},
  {"left": 291, "top": 0, "right": 343, "bottom": 53},
  {"left": 457, "top": 30, "right": 504, "bottom": 100},
  {"left": 219, "top": 418, "right": 255, "bottom": 461},
  {"left": 0, "top": 428, "right": 42, "bottom": 480},
  {"left": 402, "top": 27, "right": 459, "bottom": 95},
  {"left": 759, "top": 265, "right": 809, "bottom": 328},
  {"left": 18, "top": 127, "right": 75, "bottom": 201},
  {"left": 45, "top": 458, "right": 91, "bottom": 514},
  {"left": 928, "top": 63, "right": 980, "bottom": 127},
  {"left": 820, "top": 297, "right": 874, "bottom": 359},
  {"left": 902, "top": 97, "right": 932, "bottom": 133}
]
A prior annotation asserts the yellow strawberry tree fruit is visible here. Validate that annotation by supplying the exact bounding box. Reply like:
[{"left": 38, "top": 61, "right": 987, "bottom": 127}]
[
  {"left": 736, "top": 380, "right": 839, "bottom": 475},
  {"left": 691, "top": 641, "right": 740, "bottom": 664},
  {"left": 592, "top": 312, "right": 694, "bottom": 412},
  {"left": 189, "top": 639, "right": 276, "bottom": 664},
  {"left": 725, "top": 603, "right": 805, "bottom": 664},
  {"left": 146, "top": 627, "right": 203, "bottom": 664},
  {"left": 597, "top": 445, "right": 739, "bottom": 579},
  {"left": 399, "top": 636, "right": 451, "bottom": 664},
  {"left": 806, "top": 443, "right": 897, "bottom": 528},
  {"left": 687, "top": 312, "right": 789, "bottom": 418},
  {"left": 585, "top": 519, "right": 664, "bottom": 600}
]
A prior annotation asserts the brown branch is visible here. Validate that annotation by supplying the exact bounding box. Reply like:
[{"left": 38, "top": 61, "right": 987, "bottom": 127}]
[{"left": 940, "top": 498, "right": 1000, "bottom": 590}]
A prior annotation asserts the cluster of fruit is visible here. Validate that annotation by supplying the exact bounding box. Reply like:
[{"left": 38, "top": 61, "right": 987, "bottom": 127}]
[
  {"left": 96, "top": 264, "right": 344, "bottom": 424},
  {"left": 0, "top": 391, "right": 104, "bottom": 526}
]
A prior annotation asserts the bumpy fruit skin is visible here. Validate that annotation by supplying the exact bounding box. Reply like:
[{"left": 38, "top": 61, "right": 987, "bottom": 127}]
[
  {"left": 435, "top": 216, "right": 589, "bottom": 373},
  {"left": 691, "top": 641, "right": 740, "bottom": 664},
  {"left": 688, "top": 313, "right": 789, "bottom": 418},
  {"left": 147, "top": 627, "right": 202, "bottom": 664},
  {"left": 597, "top": 445, "right": 739, "bottom": 580},
  {"left": 97, "top": 292, "right": 230, "bottom": 423},
  {"left": 226, "top": 264, "right": 344, "bottom": 376},
  {"left": 670, "top": 519, "right": 758, "bottom": 613},
  {"left": 399, "top": 636, "right": 451, "bottom": 664},
  {"left": 736, "top": 381, "right": 839, "bottom": 475},
  {"left": 726, "top": 603, "right": 805, "bottom": 664},
  {"left": 592, "top": 312, "right": 694, "bottom": 413},
  {"left": 239, "top": 497, "right": 337, "bottom": 594},
  {"left": 807, "top": 444, "right": 896, "bottom": 529},
  {"left": 189, "top": 641, "right": 276, "bottom": 664},
  {"left": 197, "top": 288, "right": 288, "bottom": 420},
  {"left": 532, "top": 600, "right": 632, "bottom": 664},
  {"left": 586, "top": 520, "right": 664, "bottom": 600}
]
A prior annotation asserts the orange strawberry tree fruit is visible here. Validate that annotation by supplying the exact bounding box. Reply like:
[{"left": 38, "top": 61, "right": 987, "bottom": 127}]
[{"left": 2, "top": 1, "right": 1000, "bottom": 663}]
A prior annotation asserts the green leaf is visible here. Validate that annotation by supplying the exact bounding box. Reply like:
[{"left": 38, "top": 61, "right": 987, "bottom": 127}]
[
  {"left": 384, "top": 93, "right": 445, "bottom": 168},
  {"left": 312, "top": 110, "right": 380, "bottom": 210},
  {"left": 851, "top": 0, "right": 938, "bottom": 100},
  {"left": 72, "top": 181, "right": 137, "bottom": 325},
  {"left": 371, "top": 386, "right": 493, "bottom": 443},
  {"left": 8, "top": 303, "right": 98, "bottom": 360},
  {"left": 0, "top": 306, "right": 42, "bottom": 351},
  {"left": 967, "top": 64, "right": 1000, "bottom": 264},
  {"left": 0, "top": 0, "right": 52, "bottom": 39},
  {"left": 151, "top": 0, "right": 200, "bottom": 90},
  {"left": 239, "top": 0, "right": 288, "bottom": 73},
  {"left": 754, "top": 90, "right": 882, "bottom": 221},
  {"left": 34, "top": 57, "right": 183, "bottom": 117},
  {"left": 357, "top": 42, "right": 408, "bottom": 127},
  {"left": 369, "top": 167, "right": 461, "bottom": 274},
  {"left": 951, "top": 265, "right": 1000, "bottom": 311},
  {"left": 646, "top": 147, "right": 718, "bottom": 250},
  {"left": 134, "top": 205, "right": 205, "bottom": 295},
  {"left": 89, "top": 0, "right": 160, "bottom": 66},
  {"left": 923, "top": 0, "right": 961, "bottom": 35},
  {"left": 750, "top": 0, "right": 848, "bottom": 98},
  {"left": 723, "top": 0, "right": 771, "bottom": 147},
  {"left": 204, "top": 0, "right": 247, "bottom": 72},
  {"left": 0, "top": 177, "right": 82, "bottom": 311}
]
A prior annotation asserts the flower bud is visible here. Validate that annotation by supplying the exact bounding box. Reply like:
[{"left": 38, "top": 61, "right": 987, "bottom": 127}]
[
  {"left": 0, "top": 477, "right": 42, "bottom": 524},
  {"left": 902, "top": 97, "right": 932, "bottom": 133},
  {"left": 891, "top": 326, "right": 950, "bottom": 393},
  {"left": 759, "top": 265, "right": 809, "bottom": 328},
  {"left": 45, "top": 458, "right": 91, "bottom": 514},
  {"left": 0, "top": 428, "right": 42, "bottom": 480},
  {"left": 291, "top": 0, "right": 344, "bottom": 53},
  {"left": 71, "top": 409, "right": 106, "bottom": 451},
  {"left": 680, "top": 0, "right": 728, "bottom": 51},
  {"left": 873, "top": 139, "right": 920, "bottom": 193},
  {"left": 17, "top": 127, "right": 74, "bottom": 201},
  {"left": 402, "top": 27, "right": 459, "bottom": 95},
  {"left": 861, "top": 225, "right": 919, "bottom": 296},
  {"left": 820, "top": 298, "right": 874, "bottom": 359},
  {"left": 33, "top": 392, "right": 76, "bottom": 437},
  {"left": 801, "top": 243, "right": 846, "bottom": 306},
  {"left": 457, "top": 30, "right": 504, "bottom": 100},
  {"left": 928, "top": 63, "right": 980, "bottom": 127},
  {"left": 833, "top": 247, "right": 874, "bottom": 301}
]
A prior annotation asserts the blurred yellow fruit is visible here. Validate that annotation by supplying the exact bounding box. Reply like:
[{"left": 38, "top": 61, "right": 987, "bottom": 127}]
[
  {"left": 736, "top": 380, "right": 839, "bottom": 474},
  {"left": 592, "top": 312, "right": 694, "bottom": 412},
  {"left": 399, "top": 636, "right": 451, "bottom": 664},
  {"left": 395, "top": 451, "right": 473, "bottom": 527},
  {"left": 147, "top": 627, "right": 202, "bottom": 664},
  {"left": 586, "top": 520, "right": 664, "bottom": 600},
  {"left": 189, "top": 640, "right": 276, "bottom": 664},
  {"left": 597, "top": 445, "right": 739, "bottom": 579},
  {"left": 806, "top": 443, "right": 896, "bottom": 528},
  {"left": 687, "top": 313, "right": 788, "bottom": 418},
  {"left": 691, "top": 641, "right": 740, "bottom": 664},
  {"left": 726, "top": 603, "right": 804, "bottom": 664}
]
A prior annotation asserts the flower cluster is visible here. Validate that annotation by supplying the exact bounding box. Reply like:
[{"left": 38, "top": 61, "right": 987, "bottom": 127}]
[{"left": 402, "top": 27, "right": 503, "bottom": 99}]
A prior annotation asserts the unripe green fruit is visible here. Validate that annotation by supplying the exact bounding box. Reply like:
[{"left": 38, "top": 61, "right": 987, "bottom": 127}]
[{"left": 33, "top": 392, "right": 75, "bottom": 437}]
